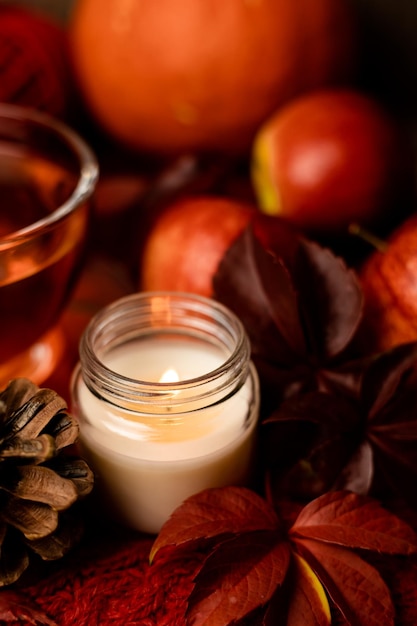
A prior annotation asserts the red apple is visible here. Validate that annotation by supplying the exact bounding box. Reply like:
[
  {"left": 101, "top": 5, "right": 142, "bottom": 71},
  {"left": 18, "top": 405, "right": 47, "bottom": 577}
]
[
  {"left": 0, "top": 6, "right": 75, "bottom": 120},
  {"left": 251, "top": 88, "right": 409, "bottom": 234},
  {"left": 139, "top": 194, "right": 302, "bottom": 298},
  {"left": 358, "top": 213, "right": 417, "bottom": 352},
  {"left": 139, "top": 196, "right": 255, "bottom": 297}
]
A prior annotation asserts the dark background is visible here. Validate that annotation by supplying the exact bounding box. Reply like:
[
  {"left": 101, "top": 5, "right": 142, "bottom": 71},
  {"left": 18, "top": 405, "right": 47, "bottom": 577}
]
[{"left": 5, "top": 0, "right": 73, "bottom": 22}]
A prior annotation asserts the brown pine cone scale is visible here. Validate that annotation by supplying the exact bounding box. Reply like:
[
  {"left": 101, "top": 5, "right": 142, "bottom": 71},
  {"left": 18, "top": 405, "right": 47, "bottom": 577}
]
[{"left": 0, "top": 378, "right": 94, "bottom": 585}]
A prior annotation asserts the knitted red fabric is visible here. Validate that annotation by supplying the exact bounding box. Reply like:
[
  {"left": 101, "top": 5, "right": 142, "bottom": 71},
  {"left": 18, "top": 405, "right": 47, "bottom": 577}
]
[{"left": 21, "top": 525, "right": 203, "bottom": 625}]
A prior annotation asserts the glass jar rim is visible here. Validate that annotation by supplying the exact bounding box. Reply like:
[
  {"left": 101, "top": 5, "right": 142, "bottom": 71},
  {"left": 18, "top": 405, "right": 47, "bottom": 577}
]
[
  {"left": 78, "top": 291, "right": 251, "bottom": 410},
  {"left": 0, "top": 103, "right": 99, "bottom": 243}
]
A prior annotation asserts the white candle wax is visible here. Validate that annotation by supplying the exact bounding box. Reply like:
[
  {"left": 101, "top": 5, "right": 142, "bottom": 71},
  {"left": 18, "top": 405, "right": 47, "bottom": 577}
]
[{"left": 74, "top": 335, "right": 259, "bottom": 534}]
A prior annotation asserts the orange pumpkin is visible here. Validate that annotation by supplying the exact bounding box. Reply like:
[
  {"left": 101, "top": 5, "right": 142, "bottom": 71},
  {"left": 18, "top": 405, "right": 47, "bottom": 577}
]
[{"left": 69, "top": 0, "right": 356, "bottom": 156}]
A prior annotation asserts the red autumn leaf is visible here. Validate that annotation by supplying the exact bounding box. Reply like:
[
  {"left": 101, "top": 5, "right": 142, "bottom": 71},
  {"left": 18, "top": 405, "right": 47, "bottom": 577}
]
[
  {"left": 263, "top": 394, "right": 379, "bottom": 507},
  {"left": 290, "top": 491, "right": 417, "bottom": 555},
  {"left": 151, "top": 487, "right": 290, "bottom": 625},
  {"left": 0, "top": 589, "right": 57, "bottom": 625},
  {"left": 360, "top": 341, "right": 417, "bottom": 419},
  {"left": 213, "top": 227, "right": 364, "bottom": 401},
  {"left": 262, "top": 391, "right": 360, "bottom": 502},
  {"left": 214, "top": 226, "right": 304, "bottom": 368},
  {"left": 335, "top": 440, "right": 374, "bottom": 496},
  {"left": 150, "top": 487, "right": 417, "bottom": 624},
  {"left": 292, "top": 240, "right": 364, "bottom": 360},
  {"left": 150, "top": 486, "right": 280, "bottom": 562},
  {"left": 383, "top": 557, "right": 417, "bottom": 626},
  {"left": 294, "top": 538, "right": 395, "bottom": 626},
  {"left": 286, "top": 553, "right": 331, "bottom": 626},
  {"left": 362, "top": 343, "right": 417, "bottom": 507},
  {"left": 288, "top": 492, "right": 417, "bottom": 623},
  {"left": 247, "top": 231, "right": 306, "bottom": 358},
  {"left": 263, "top": 342, "right": 417, "bottom": 507},
  {"left": 187, "top": 531, "right": 291, "bottom": 626}
]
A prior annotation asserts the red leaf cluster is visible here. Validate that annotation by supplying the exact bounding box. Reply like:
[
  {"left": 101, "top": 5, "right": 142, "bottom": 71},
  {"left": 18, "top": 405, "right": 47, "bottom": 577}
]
[
  {"left": 148, "top": 224, "right": 417, "bottom": 624},
  {"left": 213, "top": 225, "right": 364, "bottom": 406},
  {"left": 151, "top": 488, "right": 417, "bottom": 625},
  {"left": 262, "top": 341, "right": 417, "bottom": 508},
  {"left": 214, "top": 226, "right": 417, "bottom": 510}
]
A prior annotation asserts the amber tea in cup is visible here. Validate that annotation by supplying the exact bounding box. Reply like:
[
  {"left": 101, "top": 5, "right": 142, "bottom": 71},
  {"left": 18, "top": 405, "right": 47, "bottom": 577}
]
[{"left": 0, "top": 104, "right": 98, "bottom": 387}]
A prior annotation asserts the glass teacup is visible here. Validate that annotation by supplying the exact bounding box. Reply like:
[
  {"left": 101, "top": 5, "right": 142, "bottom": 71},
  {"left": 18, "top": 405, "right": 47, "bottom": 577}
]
[{"left": 0, "top": 104, "right": 98, "bottom": 387}]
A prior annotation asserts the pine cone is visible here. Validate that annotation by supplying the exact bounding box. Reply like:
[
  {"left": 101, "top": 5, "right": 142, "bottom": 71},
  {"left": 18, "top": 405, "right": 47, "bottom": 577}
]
[{"left": 0, "top": 378, "right": 94, "bottom": 586}]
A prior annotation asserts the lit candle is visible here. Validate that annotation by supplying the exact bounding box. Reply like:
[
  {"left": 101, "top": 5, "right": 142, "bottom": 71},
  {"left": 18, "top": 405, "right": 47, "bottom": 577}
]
[{"left": 71, "top": 292, "right": 260, "bottom": 534}]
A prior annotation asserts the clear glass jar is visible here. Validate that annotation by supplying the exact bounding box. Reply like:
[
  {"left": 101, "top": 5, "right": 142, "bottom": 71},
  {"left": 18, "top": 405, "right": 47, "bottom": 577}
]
[
  {"left": 0, "top": 103, "right": 98, "bottom": 386},
  {"left": 71, "top": 291, "right": 260, "bottom": 534}
]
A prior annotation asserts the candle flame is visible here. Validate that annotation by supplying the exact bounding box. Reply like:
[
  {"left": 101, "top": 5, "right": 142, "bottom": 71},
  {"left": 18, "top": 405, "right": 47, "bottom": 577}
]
[{"left": 159, "top": 368, "right": 180, "bottom": 384}]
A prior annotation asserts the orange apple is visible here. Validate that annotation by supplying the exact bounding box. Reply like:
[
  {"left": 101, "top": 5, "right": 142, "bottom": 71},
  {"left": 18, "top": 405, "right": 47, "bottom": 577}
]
[
  {"left": 251, "top": 89, "right": 409, "bottom": 234},
  {"left": 70, "top": 0, "right": 355, "bottom": 155},
  {"left": 139, "top": 196, "right": 255, "bottom": 297},
  {"left": 358, "top": 213, "right": 417, "bottom": 352}
]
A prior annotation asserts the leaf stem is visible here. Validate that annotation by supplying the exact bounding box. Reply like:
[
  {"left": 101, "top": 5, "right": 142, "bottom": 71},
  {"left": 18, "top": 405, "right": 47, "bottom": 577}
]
[{"left": 348, "top": 223, "right": 388, "bottom": 253}]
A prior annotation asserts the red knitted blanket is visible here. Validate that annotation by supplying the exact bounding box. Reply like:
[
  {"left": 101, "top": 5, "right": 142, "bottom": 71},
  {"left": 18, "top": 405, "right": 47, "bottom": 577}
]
[{"left": 16, "top": 522, "right": 203, "bottom": 625}]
